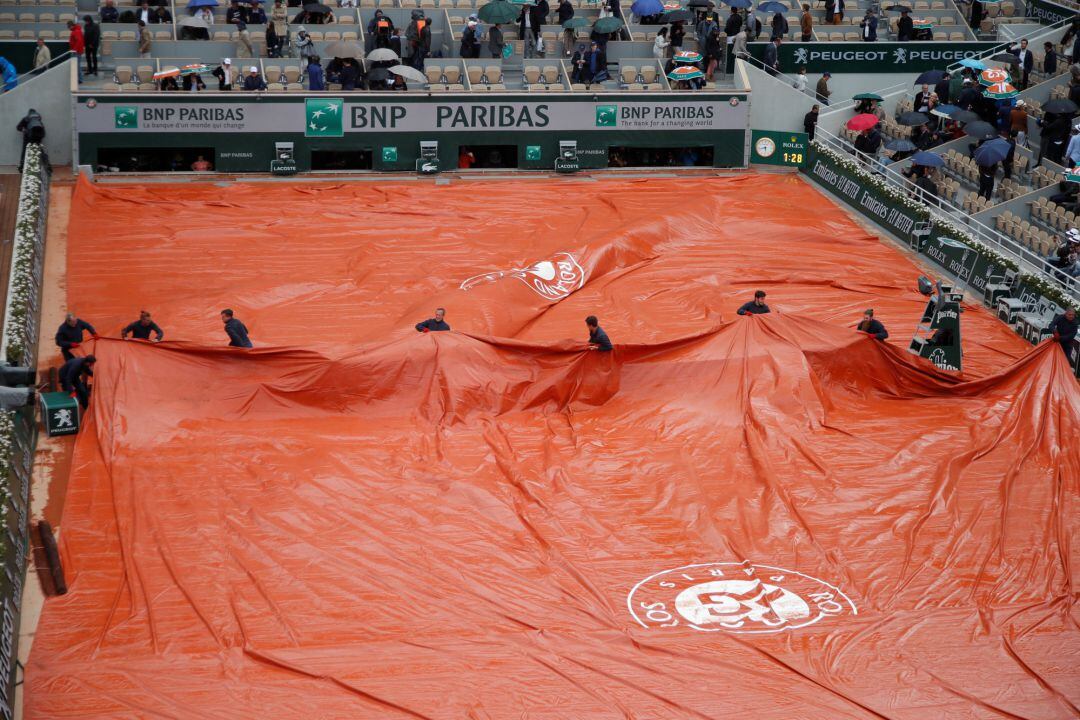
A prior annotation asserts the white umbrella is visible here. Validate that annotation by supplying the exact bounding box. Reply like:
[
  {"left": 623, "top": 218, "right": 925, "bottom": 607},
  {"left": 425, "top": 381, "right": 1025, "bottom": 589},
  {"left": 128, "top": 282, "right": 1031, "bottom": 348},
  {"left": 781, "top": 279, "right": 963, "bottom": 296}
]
[
  {"left": 366, "top": 48, "right": 400, "bottom": 62},
  {"left": 389, "top": 64, "right": 426, "bottom": 83},
  {"left": 178, "top": 15, "right": 209, "bottom": 28}
]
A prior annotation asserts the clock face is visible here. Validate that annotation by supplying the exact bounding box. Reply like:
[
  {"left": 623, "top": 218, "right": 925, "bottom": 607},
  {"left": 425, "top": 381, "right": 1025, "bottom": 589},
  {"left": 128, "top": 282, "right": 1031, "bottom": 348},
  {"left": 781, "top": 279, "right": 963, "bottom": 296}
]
[{"left": 755, "top": 137, "right": 776, "bottom": 158}]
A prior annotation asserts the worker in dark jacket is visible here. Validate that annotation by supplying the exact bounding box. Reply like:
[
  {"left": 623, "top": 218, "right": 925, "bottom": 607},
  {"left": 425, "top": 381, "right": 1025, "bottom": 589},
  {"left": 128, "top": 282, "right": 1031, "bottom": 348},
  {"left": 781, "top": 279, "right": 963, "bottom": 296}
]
[
  {"left": 803, "top": 104, "right": 819, "bottom": 141},
  {"left": 415, "top": 307, "right": 450, "bottom": 332},
  {"left": 736, "top": 290, "right": 771, "bottom": 315},
  {"left": 1050, "top": 307, "right": 1077, "bottom": 361},
  {"left": 856, "top": 308, "right": 888, "bottom": 340},
  {"left": 56, "top": 313, "right": 96, "bottom": 361},
  {"left": 60, "top": 354, "right": 95, "bottom": 409},
  {"left": 586, "top": 315, "right": 612, "bottom": 351},
  {"left": 122, "top": 310, "right": 164, "bottom": 341},
  {"left": 220, "top": 308, "right": 252, "bottom": 347}
]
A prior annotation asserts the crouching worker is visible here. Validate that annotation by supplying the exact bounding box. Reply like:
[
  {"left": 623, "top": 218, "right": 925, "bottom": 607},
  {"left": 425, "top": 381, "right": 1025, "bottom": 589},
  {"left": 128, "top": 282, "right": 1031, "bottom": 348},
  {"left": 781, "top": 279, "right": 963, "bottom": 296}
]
[
  {"left": 60, "top": 354, "right": 95, "bottom": 409},
  {"left": 856, "top": 308, "right": 888, "bottom": 340}
]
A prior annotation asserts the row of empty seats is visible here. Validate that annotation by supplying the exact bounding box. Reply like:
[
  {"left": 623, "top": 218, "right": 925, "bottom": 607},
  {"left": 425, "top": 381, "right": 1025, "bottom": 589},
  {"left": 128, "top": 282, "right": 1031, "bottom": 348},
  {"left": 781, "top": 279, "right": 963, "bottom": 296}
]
[
  {"left": 0, "top": 10, "right": 76, "bottom": 20},
  {"left": 961, "top": 192, "right": 996, "bottom": 213},
  {"left": 1031, "top": 165, "right": 1064, "bottom": 189},
  {"left": 1030, "top": 197, "right": 1078, "bottom": 233},
  {"left": 993, "top": 212, "right": 1057, "bottom": 256}
]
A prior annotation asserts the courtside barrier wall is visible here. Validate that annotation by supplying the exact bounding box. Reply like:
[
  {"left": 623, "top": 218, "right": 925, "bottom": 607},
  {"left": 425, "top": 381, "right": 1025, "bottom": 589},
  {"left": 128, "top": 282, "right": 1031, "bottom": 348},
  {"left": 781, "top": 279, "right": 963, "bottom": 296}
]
[
  {"left": 0, "top": 144, "right": 49, "bottom": 720},
  {"left": 802, "top": 142, "right": 1078, "bottom": 319},
  {"left": 73, "top": 92, "right": 752, "bottom": 172}
]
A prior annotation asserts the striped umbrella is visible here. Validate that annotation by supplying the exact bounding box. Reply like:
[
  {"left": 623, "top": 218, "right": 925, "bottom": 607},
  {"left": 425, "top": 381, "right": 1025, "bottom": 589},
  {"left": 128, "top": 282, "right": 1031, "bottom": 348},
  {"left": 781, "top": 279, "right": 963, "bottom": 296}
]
[
  {"left": 978, "top": 67, "right": 1010, "bottom": 86},
  {"left": 983, "top": 81, "right": 1018, "bottom": 99},
  {"left": 180, "top": 64, "right": 209, "bottom": 76},
  {"left": 153, "top": 66, "right": 181, "bottom": 80},
  {"left": 673, "top": 50, "right": 704, "bottom": 63},
  {"left": 667, "top": 65, "right": 704, "bottom": 80}
]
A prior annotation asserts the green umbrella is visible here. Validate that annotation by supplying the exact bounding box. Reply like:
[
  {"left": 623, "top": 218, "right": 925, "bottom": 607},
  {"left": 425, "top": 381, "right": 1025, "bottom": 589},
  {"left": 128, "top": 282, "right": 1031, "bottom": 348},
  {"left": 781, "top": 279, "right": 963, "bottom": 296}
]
[
  {"left": 593, "top": 16, "right": 624, "bottom": 33},
  {"left": 478, "top": 0, "right": 520, "bottom": 23},
  {"left": 853, "top": 92, "right": 883, "bottom": 101},
  {"left": 562, "top": 16, "right": 591, "bottom": 27}
]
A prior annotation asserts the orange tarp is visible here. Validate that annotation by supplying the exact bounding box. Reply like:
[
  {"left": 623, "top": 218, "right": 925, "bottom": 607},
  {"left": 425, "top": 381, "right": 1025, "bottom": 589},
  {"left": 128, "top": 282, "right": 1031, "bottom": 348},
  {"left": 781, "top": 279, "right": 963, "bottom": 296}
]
[{"left": 26, "top": 175, "right": 1079, "bottom": 719}]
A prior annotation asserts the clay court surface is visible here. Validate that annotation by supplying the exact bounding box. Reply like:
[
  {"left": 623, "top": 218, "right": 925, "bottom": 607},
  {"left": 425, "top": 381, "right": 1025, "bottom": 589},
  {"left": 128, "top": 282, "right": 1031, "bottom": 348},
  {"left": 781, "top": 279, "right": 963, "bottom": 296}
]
[{"left": 23, "top": 175, "right": 1080, "bottom": 718}]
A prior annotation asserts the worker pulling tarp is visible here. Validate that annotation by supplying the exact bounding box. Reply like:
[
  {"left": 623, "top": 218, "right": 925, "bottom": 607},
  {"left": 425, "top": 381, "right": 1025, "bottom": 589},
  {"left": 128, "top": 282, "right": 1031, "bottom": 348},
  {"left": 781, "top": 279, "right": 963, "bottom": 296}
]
[{"left": 26, "top": 176, "right": 1079, "bottom": 719}]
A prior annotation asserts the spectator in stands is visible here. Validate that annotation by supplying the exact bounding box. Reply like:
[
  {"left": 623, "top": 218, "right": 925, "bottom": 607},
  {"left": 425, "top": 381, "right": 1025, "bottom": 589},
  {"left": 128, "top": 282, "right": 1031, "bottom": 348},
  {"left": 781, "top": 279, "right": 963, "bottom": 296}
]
[
  {"left": 829, "top": 0, "right": 843, "bottom": 25},
  {"left": 295, "top": 27, "right": 316, "bottom": 67},
  {"left": 770, "top": 11, "right": 787, "bottom": 40},
  {"left": 1061, "top": 17, "right": 1079, "bottom": 66},
  {"left": 669, "top": 21, "right": 685, "bottom": 51},
  {"left": 957, "top": 78, "right": 979, "bottom": 111},
  {"left": 968, "top": 0, "right": 982, "bottom": 30},
  {"left": 1001, "top": 128, "right": 1017, "bottom": 179},
  {"left": 221, "top": 309, "right": 253, "bottom": 347},
  {"left": 60, "top": 355, "right": 95, "bottom": 410},
  {"left": 487, "top": 24, "right": 504, "bottom": 58},
  {"left": 696, "top": 8, "right": 718, "bottom": 41},
  {"left": 731, "top": 27, "right": 747, "bottom": 58},
  {"left": 82, "top": 16, "right": 100, "bottom": 77},
  {"left": 99, "top": 0, "right": 118, "bottom": 24},
  {"left": 1049, "top": 180, "right": 1078, "bottom": 211},
  {"left": 136, "top": 1, "right": 152, "bottom": 24},
  {"left": 570, "top": 43, "right": 587, "bottom": 82},
  {"left": 934, "top": 73, "right": 950, "bottom": 104},
  {"left": 182, "top": 72, "right": 206, "bottom": 90},
  {"left": 804, "top": 104, "right": 818, "bottom": 140},
  {"left": 340, "top": 57, "right": 360, "bottom": 89},
  {"left": 724, "top": 7, "right": 741, "bottom": 37},
  {"left": 1066, "top": 124, "right": 1080, "bottom": 169},
  {"left": 33, "top": 38, "right": 52, "bottom": 73},
  {"left": 407, "top": 14, "right": 432, "bottom": 70},
  {"left": 854, "top": 124, "right": 881, "bottom": 157},
  {"left": 799, "top": 4, "right": 812, "bottom": 41},
  {"left": 16, "top": 109, "right": 44, "bottom": 171},
  {"left": 653, "top": 27, "right": 669, "bottom": 59},
  {"left": 1043, "top": 41, "right": 1057, "bottom": 76},
  {"left": 857, "top": 309, "right": 888, "bottom": 340},
  {"left": 1050, "top": 308, "right": 1077, "bottom": 361},
  {"left": 137, "top": 20, "right": 151, "bottom": 58},
  {"left": 763, "top": 37, "right": 780, "bottom": 76},
  {"left": 584, "top": 41, "right": 608, "bottom": 82},
  {"left": 586, "top": 315, "right": 612, "bottom": 351},
  {"left": 897, "top": 8, "right": 913, "bottom": 41},
  {"left": 243, "top": 65, "right": 266, "bottom": 90},
  {"left": 1009, "top": 99, "right": 1027, "bottom": 134},
  {"left": 745, "top": 12, "right": 761, "bottom": 40},
  {"left": 236, "top": 20, "right": 254, "bottom": 57},
  {"left": 266, "top": 23, "right": 282, "bottom": 57},
  {"left": 122, "top": 311, "right": 164, "bottom": 341},
  {"left": 56, "top": 314, "right": 96, "bottom": 362},
  {"left": 307, "top": 55, "right": 325, "bottom": 90},
  {"left": 1010, "top": 38, "right": 1033, "bottom": 89},
  {"left": 368, "top": 11, "right": 393, "bottom": 50},
  {"left": 912, "top": 123, "right": 933, "bottom": 150},
  {"left": 199, "top": 6, "right": 214, "bottom": 24},
  {"left": 212, "top": 58, "right": 235, "bottom": 89},
  {"left": 226, "top": 0, "right": 244, "bottom": 23},
  {"left": 151, "top": 5, "right": 171, "bottom": 23},
  {"left": 67, "top": 20, "right": 84, "bottom": 83},
  {"left": 1039, "top": 112, "right": 1071, "bottom": 166},
  {"left": 557, "top": 0, "right": 573, "bottom": 24},
  {"left": 248, "top": 2, "right": 266, "bottom": 24},
  {"left": 913, "top": 166, "right": 938, "bottom": 203},
  {"left": 977, "top": 159, "right": 996, "bottom": 200},
  {"left": 792, "top": 65, "right": 807, "bottom": 92},
  {"left": 159, "top": 75, "right": 179, "bottom": 90},
  {"left": 461, "top": 19, "right": 481, "bottom": 58},
  {"left": 416, "top": 308, "right": 450, "bottom": 332},
  {"left": 271, "top": 0, "right": 287, "bottom": 38},
  {"left": 704, "top": 28, "right": 724, "bottom": 81},
  {"left": 816, "top": 71, "right": 831, "bottom": 105},
  {"left": 860, "top": 8, "right": 877, "bottom": 41},
  {"left": 914, "top": 84, "right": 931, "bottom": 112},
  {"left": 737, "top": 290, "right": 770, "bottom": 315}
]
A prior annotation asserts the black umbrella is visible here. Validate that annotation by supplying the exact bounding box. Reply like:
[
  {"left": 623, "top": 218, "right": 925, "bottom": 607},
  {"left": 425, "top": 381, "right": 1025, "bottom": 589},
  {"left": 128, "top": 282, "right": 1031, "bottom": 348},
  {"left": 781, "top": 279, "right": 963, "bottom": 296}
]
[
  {"left": 949, "top": 108, "right": 980, "bottom": 124},
  {"left": 687, "top": 0, "right": 714, "bottom": 7},
  {"left": 884, "top": 4, "right": 910, "bottom": 9},
  {"left": 989, "top": 52, "right": 1019, "bottom": 64},
  {"left": 886, "top": 138, "right": 917, "bottom": 152},
  {"left": 898, "top": 111, "right": 929, "bottom": 126},
  {"left": 366, "top": 66, "right": 390, "bottom": 87},
  {"left": 914, "top": 69, "right": 947, "bottom": 85},
  {"left": 963, "top": 120, "right": 997, "bottom": 140},
  {"left": 303, "top": 1, "right": 330, "bottom": 12},
  {"left": 661, "top": 9, "right": 693, "bottom": 21},
  {"left": 1043, "top": 98, "right": 1079, "bottom": 115},
  {"left": 973, "top": 138, "right": 1011, "bottom": 166}
]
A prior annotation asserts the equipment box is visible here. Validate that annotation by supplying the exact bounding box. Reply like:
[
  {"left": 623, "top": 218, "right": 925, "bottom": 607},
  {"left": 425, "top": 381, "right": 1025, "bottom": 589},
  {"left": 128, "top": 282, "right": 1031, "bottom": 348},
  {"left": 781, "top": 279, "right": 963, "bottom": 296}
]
[{"left": 40, "top": 391, "right": 80, "bottom": 437}]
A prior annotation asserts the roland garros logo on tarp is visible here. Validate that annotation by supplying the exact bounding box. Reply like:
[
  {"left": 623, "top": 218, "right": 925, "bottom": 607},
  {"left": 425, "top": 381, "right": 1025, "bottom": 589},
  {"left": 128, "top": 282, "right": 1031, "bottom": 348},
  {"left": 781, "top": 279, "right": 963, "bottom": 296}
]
[
  {"left": 628, "top": 562, "right": 856, "bottom": 633},
  {"left": 459, "top": 252, "right": 586, "bottom": 301}
]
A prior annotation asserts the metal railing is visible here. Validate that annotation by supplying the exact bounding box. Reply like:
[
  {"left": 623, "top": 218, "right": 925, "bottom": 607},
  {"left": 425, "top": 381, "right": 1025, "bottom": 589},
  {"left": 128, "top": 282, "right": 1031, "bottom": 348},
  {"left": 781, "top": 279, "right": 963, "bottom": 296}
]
[
  {"left": 814, "top": 127, "right": 1080, "bottom": 300},
  {"left": 944, "top": 15, "right": 1073, "bottom": 74},
  {"left": 735, "top": 51, "right": 818, "bottom": 102},
  {"left": 9, "top": 50, "right": 77, "bottom": 88}
]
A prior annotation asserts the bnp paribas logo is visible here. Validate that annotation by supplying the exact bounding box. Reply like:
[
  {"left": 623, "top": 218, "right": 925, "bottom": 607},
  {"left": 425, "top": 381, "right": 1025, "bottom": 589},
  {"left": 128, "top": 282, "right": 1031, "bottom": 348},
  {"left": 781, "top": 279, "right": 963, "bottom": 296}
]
[
  {"left": 305, "top": 98, "right": 343, "bottom": 138},
  {"left": 114, "top": 106, "right": 138, "bottom": 129},
  {"left": 595, "top": 104, "right": 617, "bottom": 127}
]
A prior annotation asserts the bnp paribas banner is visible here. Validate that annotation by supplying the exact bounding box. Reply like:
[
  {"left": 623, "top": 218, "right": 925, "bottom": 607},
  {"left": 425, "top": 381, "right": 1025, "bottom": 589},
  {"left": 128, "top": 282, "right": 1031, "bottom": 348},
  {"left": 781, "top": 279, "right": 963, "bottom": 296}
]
[
  {"left": 76, "top": 95, "right": 749, "bottom": 136},
  {"left": 746, "top": 41, "right": 1000, "bottom": 74}
]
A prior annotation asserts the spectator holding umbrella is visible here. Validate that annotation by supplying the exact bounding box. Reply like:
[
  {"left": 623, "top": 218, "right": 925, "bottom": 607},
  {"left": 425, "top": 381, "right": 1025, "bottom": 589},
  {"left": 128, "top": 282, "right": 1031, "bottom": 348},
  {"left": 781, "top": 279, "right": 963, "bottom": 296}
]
[{"left": 770, "top": 10, "right": 787, "bottom": 40}]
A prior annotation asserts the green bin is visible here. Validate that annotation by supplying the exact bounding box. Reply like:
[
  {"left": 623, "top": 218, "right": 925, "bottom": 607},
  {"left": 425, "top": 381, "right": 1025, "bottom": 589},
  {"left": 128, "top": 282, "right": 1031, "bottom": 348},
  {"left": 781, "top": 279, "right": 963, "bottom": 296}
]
[{"left": 40, "top": 391, "right": 80, "bottom": 437}]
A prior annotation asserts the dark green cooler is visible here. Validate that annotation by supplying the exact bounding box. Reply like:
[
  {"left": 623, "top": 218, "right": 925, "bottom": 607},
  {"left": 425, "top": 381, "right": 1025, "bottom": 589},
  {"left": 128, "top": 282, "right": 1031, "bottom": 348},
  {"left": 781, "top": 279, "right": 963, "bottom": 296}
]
[{"left": 40, "top": 392, "right": 80, "bottom": 437}]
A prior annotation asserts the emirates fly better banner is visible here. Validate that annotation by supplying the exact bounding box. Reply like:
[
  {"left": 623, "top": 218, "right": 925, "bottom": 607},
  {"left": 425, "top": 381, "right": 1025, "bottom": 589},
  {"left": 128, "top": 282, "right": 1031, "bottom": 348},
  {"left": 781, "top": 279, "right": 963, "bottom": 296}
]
[{"left": 76, "top": 97, "right": 749, "bottom": 136}]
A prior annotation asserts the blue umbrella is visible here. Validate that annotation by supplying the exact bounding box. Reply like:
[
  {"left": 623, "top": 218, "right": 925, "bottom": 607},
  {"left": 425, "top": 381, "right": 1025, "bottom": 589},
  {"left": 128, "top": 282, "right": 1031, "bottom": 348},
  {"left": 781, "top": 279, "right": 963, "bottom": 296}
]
[
  {"left": 886, "top": 138, "right": 917, "bottom": 152},
  {"left": 724, "top": 0, "right": 752, "bottom": 7},
  {"left": 930, "top": 103, "right": 959, "bottom": 118},
  {"left": 911, "top": 151, "right": 944, "bottom": 167},
  {"left": 631, "top": 0, "right": 664, "bottom": 14},
  {"left": 186, "top": 0, "right": 218, "bottom": 7},
  {"left": 973, "top": 137, "right": 1010, "bottom": 166},
  {"left": 756, "top": 0, "right": 787, "bottom": 10},
  {"left": 914, "top": 69, "right": 947, "bottom": 85},
  {"left": 959, "top": 57, "right": 986, "bottom": 71}
]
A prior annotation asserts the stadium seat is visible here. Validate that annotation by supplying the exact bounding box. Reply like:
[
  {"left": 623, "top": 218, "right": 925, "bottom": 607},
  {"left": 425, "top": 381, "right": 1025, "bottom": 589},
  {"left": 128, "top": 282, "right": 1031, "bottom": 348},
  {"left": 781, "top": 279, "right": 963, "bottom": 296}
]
[
  {"left": 640, "top": 66, "right": 656, "bottom": 84},
  {"left": 38, "top": 12, "right": 56, "bottom": 21},
  {"left": 466, "top": 65, "right": 481, "bottom": 84},
  {"left": 448, "top": 83, "right": 465, "bottom": 91},
  {"left": 620, "top": 65, "right": 636, "bottom": 84},
  {"left": 282, "top": 65, "right": 300, "bottom": 84},
  {"left": 323, "top": 31, "right": 340, "bottom": 41},
  {"left": 265, "top": 65, "right": 282, "bottom": 82},
  {"left": 267, "top": 82, "right": 285, "bottom": 91},
  {"left": 444, "top": 66, "right": 461, "bottom": 84},
  {"left": 114, "top": 65, "right": 133, "bottom": 83},
  {"left": 338, "top": 15, "right": 355, "bottom": 23},
  {"left": 542, "top": 65, "right": 559, "bottom": 84},
  {"left": 136, "top": 65, "right": 153, "bottom": 83},
  {"left": 940, "top": 16, "right": 954, "bottom": 24},
  {"left": 528, "top": 83, "right": 546, "bottom": 91},
  {"left": 17, "top": 12, "right": 32, "bottom": 21},
  {"left": 17, "top": 29, "right": 33, "bottom": 39},
  {"left": 425, "top": 66, "right": 443, "bottom": 84},
  {"left": 342, "top": 30, "right": 358, "bottom": 40},
  {"left": 154, "top": 30, "right": 170, "bottom": 39},
  {"left": 0, "top": 30, "right": 14, "bottom": 39},
  {"left": 933, "top": 31, "right": 946, "bottom": 41},
  {"left": 119, "top": 30, "right": 135, "bottom": 40},
  {"left": 949, "top": 32, "right": 964, "bottom": 40}
]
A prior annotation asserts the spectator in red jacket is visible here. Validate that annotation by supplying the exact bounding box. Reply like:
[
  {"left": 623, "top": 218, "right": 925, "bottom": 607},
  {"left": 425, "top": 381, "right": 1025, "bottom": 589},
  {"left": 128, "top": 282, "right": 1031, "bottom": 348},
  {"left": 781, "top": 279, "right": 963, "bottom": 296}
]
[{"left": 66, "top": 20, "right": 84, "bottom": 83}]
